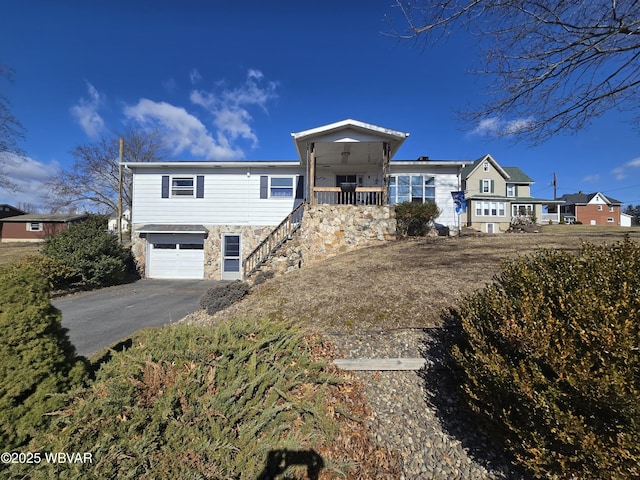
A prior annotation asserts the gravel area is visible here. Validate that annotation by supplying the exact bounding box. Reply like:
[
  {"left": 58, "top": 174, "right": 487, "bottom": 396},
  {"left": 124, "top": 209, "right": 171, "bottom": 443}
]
[{"left": 324, "top": 328, "right": 528, "bottom": 480}]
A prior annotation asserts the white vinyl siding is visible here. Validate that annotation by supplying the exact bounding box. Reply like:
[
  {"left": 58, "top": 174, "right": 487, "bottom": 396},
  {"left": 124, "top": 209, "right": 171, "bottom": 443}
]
[{"left": 132, "top": 167, "right": 303, "bottom": 226}]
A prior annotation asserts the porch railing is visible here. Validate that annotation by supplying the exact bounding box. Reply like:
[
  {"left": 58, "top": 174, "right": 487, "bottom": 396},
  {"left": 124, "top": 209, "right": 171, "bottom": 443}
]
[
  {"left": 313, "top": 186, "right": 385, "bottom": 206},
  {"left": 243, "top": 202, "right": 305, "bottom": 279}
]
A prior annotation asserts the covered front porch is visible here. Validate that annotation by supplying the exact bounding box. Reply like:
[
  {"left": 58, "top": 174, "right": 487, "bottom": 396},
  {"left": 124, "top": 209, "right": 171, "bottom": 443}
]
[{"left": 291, "top": 119, "right": 409, "bottom": 206}]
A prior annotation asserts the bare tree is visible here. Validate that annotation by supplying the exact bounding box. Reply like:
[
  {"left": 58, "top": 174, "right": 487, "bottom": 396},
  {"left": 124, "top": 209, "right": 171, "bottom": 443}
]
[
  {"left": 390, "top": 1, "right": 640, "bottom": 143},
  {"left": 46, "top": 128, "right": 167, "bottom": 213},
  {"left": 1, "top": 65, "right": 26, "bottom": 190}
]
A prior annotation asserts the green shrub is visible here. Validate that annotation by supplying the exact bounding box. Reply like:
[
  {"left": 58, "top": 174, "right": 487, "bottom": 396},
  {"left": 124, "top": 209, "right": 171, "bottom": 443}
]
[
  {"left": 0, "top": 263, "right": 88, "bottom": 451},
  {"left": 450, "top": 237, "right": 640, "bottom": 479},
  {"left": 10, "top": 320, "right": 352, "bottom": 479},
  {"left": 200, "top": 280, "right": 250, "bottom": 314},
  {"left": 17, "top": 254, "right": 80, "bottom": 291},
  {"left": 395, "top": 201, "right": 442, "bottom": 236},
  {"left": 42, "top": 215, "right": 132, "bottom": 288}
]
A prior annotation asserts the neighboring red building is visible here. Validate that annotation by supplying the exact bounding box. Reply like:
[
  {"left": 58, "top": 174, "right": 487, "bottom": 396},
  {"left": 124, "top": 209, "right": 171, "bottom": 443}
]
[
  {"left": 0, "top": 213, "right": 88, "bottom": 242},
  {"left": 558, "top": 191, "right": 624, "bottom": 226}
]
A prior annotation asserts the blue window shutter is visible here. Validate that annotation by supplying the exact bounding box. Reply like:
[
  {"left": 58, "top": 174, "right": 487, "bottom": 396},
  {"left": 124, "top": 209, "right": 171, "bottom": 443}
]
[
  {"left": 479, "top": 179, "right": 483, "bottom": 192},
  {"left": 515, "top": 185, "right": 518, "bottom": 197},
  {"left": 161, "top": 175, "right": 170, "bottom": 198},
  {"left": 260, "top": 176, "right": 268, "bottom": 199},
  {"left": 490, "top": 180, "right": 495, "bottom": 193},
  {"left": 295, "top": 175, "right": 304, "bottom": 199},
  {"left": 196, "top": 175, "right": 204, "bottom": 198}
]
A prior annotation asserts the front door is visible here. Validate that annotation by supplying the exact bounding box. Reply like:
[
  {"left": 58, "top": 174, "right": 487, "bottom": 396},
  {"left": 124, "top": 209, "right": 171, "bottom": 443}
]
[{"left": 221, "top": 234, "right": 242, "bottom": 280}]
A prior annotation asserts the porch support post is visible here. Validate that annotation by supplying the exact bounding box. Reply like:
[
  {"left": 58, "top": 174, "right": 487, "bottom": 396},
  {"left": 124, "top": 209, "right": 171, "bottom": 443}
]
[
  {"left": 309, "top": 142, "right": 316, "bottom": 206},
  {"left": 382, "top": 142, "right": 390, "bottom": 205}
]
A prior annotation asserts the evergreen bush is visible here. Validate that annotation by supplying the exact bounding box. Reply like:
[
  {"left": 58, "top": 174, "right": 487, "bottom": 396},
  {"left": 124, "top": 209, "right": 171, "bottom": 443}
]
[
  {"left": 395, "top": 201, "right": 442, "bottom": 236},
  {"left": 16, "top": 255, "right": 80, "bottom": 291},
  {"left": 9, "top": 320, "right": 354, "bottom": 479},
  {"left": 0, "top": 263, "right": 87, "bottom": 451},
  {"left": 450, "top": 237, "right": 640, "bottom": 479},
  {"left": 42, "top": 215, "right": 132, "bottom": 288}
]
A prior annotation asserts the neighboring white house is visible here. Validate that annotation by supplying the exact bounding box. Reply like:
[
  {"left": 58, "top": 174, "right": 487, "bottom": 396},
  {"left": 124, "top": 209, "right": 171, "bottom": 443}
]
[
  {"left": 125, "top": 119, "right": 469, "bottom": 280},
  {"left": 108, "top": 208, "right": 131, "bottom": 234}
]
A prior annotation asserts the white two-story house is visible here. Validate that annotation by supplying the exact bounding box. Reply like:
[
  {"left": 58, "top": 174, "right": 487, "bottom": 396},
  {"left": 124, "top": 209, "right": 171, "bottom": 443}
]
[{"left": 126, "top": 119, "right": 468, "bottom": 280}]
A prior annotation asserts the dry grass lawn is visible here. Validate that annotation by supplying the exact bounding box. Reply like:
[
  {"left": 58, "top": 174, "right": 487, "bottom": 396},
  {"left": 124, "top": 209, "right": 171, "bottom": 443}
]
[
  {"left": 0, "top": 242, "right": 42, "bottom": 267},
  {"left": 201, "top": 225, "right": 640, "bottom": 332}
]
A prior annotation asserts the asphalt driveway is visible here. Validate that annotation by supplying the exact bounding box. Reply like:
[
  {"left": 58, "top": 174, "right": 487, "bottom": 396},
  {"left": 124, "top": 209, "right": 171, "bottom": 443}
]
[{"left": 53, "top": 279, "right": 217, "bottom": 358}]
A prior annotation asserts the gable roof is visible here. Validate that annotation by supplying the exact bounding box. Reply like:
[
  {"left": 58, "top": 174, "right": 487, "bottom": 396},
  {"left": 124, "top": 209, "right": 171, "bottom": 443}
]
[
  {"left": 502, "top": 167, "right": 533, "bottom": 184},
  {"left": 559, "top": 192, "right": 623, "bottom": 206},
  {"left": 291, "top": 119, "right": 409, "bottom": 164},
  {"left": 460, "top": 154, "right": 510, "bottom": 180}
]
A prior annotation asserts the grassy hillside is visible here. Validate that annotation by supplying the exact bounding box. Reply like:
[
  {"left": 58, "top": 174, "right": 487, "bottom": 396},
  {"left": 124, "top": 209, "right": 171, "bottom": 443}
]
[
  {"left": 0, "top": 242, "right": 42, "bottom": 266},
  {"left": 189, "top": 227, "right": 640, "bottom": 332}
]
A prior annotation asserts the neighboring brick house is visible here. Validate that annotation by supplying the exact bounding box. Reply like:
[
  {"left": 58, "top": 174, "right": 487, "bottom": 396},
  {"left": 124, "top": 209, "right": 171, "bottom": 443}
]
[
  {"left": 558, "top": 192, "right": 625, "bottom": 226},
  {"left": 0, "top": 213, "right": 88, "bottom": 242}
]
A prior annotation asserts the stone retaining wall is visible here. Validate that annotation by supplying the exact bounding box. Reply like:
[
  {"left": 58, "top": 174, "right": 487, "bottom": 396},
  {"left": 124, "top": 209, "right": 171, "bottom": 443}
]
[{"left": 254, "top": 204, "right": 396, "bottom": 280}]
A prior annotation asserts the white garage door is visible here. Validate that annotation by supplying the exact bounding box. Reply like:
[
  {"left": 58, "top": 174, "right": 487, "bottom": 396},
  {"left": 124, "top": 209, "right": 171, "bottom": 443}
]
[{"left": 147, "top": 234, "right": 205, "bottom": 279}]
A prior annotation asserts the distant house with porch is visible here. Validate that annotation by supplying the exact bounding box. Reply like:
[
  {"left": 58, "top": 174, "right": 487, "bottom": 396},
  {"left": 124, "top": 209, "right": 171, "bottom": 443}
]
[
  {"left": 126, "top": 119, "right": 469, "bottom": 280},
  {"left": 460, "top": 154, "right": 562, "bottom": 233},
  {"left": 558, "top": 191, "right": 627, "bottom": 226}
]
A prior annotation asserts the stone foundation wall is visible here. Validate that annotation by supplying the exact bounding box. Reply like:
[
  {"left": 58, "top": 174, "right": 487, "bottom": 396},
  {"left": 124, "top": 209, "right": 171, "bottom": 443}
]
[
  {"left": 131, "top": 205, "right": 396, "bottom": 281},
  {"left": 255, "top": 205, "right": 396, "bottom": 280}
]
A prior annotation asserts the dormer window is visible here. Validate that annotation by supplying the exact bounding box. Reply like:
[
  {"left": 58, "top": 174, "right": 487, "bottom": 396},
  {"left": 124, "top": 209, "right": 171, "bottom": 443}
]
[{"left": 483, "top": 161, "right": 490, "bottom": 172}]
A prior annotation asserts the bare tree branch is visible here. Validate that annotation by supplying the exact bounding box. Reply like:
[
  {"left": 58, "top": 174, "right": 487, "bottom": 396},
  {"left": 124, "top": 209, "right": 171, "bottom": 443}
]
[
  {"left": 46, "top": 128, "right": 167, "bottom": 213},
  {"left": 389, "top": 0, "right": 640, "bottom": 143},
  {"left": 0, "top": 65, "right": 26, "bottom": 190}
]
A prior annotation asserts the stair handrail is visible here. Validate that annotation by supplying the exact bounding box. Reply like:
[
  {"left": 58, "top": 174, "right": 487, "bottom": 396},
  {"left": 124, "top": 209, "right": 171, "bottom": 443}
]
[{"left": 243, "top": 202, "right": 305, "bottom": 278}]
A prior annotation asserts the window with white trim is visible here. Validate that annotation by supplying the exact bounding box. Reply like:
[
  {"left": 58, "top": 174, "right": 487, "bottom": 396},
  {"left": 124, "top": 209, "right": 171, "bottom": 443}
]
[
  {"left": 481, "top": 179, "right": 492, "bottom": 193},
  {"left": 27, "top": 222, "right": 43, "bottom": 232},
  {"left": 598, "top": 205, "right": 603, "bottom": 211},
  {"left": 171, "top": 177, "right": 195, "bottom": 197},
  {"left": 506, "top": 185, "right": 516, "bottom": 197},
  {"left": 388, "top": 175, "right": 436, "bottom": 204},
  {"left": 270, "top": 177, "right": 294, "bottom": 197},
  {"left": 512, "top": 204, "right": 534, "bottom": 216},
  {"left": 607, "top": 217, "right": 614, "bottom": 223},
  {"left": 609, "top": 205, "right": 614, "bottom": 212},
  {"left": 483, "top": 161, "right": 490, "bottom": 172},
  {"left": 475, "top": 201, "right": 506, "bottom": 217}
]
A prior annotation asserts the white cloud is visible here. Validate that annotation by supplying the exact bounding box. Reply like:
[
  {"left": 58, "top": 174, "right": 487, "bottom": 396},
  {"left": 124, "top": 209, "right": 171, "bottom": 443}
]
[
  {"left": 612, "top": 157, "right": 640, "bottom": 180},
  {"left": 0, "top": 152, "right": 60, "bottom": 210},
  {"left": 190, "top": 69, "right": 278, "bottom": 150},
  {"left": 189, "top": 68, "right": 202, "bottom": 85},
  {"left": 70, "top": 82, "right": 105, "bottom": 138},
  {"left": 582, "top": 174, "right": 600, "bottom": 183},
  {"left": 125, "top": 69, "right": 278, "bottom": 160},
  {"left": 123, "top": 99, "right": 244, "bottom": 159},
  {"left": 469, "top": 116, "right": 534, "bottom": 138}
]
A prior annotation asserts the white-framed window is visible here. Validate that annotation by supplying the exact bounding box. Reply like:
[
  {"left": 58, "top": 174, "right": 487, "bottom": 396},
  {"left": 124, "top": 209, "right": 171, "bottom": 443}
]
[
  {"left": 512, "top": 204, "right": 534, "bottom": 216},
  {"left": 609, "top": 205, "right": 614, "bottom": 212},
  {"left": 598, "top": 204, "right": 603, "bottom": 211},
  {"left": 483, "top": 161, "right": 490, "bottom": 172},
  {"left": 476, "top": 201, "right": 506, "bottom": 217},
  {"left": 481, "top": 179, "right": 492, "bottom": 193},
  {"left": 607, "top": 217, "right": 614, "bottom": 223},
  {"left": 171, "top": 177, "right": 195, "bottom": 197},
  {"left": 388, "top": 175, "right": 436, "bottom": 204},
  {"left": 27, "top": 222, "right": 43, "bottom": 232},
  {"left": 506, "top": 185, "right": 516, "bottom": 197},
  {"left": 270, "top": 177, "right": 294, "bottom": 197}
]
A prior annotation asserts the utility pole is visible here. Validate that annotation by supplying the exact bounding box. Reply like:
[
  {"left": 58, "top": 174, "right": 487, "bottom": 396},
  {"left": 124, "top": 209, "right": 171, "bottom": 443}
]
[
  {"left": 118, "top": 138, "right": 124, "bottom": 244},
  {"left": 553, "top": 172, "right": 557, "bottom": 200}
]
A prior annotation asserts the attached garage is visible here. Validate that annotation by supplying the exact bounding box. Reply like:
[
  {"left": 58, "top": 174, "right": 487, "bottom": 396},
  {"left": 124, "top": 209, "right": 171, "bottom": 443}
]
[{"left": 138, "top": 225, "right": 207, "bottom": 279}]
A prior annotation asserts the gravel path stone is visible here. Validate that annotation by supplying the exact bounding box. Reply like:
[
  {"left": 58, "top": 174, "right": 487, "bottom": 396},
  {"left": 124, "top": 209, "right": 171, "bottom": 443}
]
[{"left": 325, "top": 328, "right": 527, "bottom": 480}]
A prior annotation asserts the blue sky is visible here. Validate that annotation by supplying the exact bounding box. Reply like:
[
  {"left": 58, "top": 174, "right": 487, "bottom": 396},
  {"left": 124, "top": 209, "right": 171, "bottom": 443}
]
[{"left": 2, "top": 0, "right": 640, "bottom": 210}]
